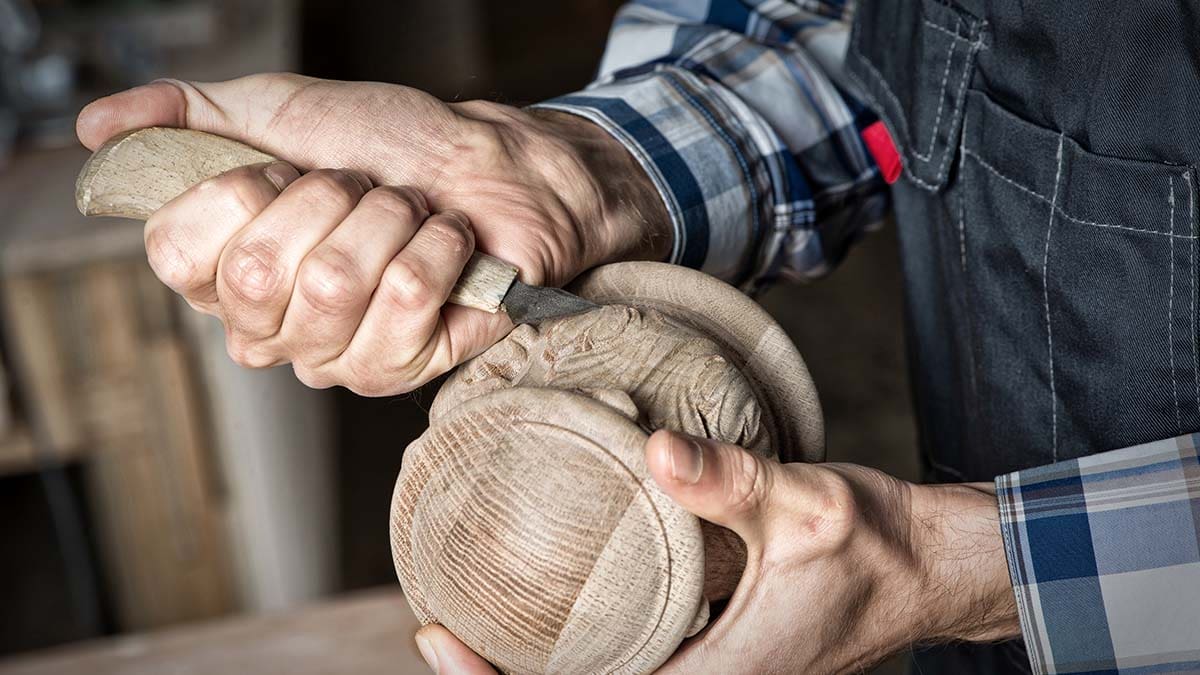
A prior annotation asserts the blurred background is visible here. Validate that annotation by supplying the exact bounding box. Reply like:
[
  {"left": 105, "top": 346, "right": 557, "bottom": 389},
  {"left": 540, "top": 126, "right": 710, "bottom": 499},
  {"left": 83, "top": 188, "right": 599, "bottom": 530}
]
[{"left": 0, "top": 0, "right": 916, "bottom": 671}]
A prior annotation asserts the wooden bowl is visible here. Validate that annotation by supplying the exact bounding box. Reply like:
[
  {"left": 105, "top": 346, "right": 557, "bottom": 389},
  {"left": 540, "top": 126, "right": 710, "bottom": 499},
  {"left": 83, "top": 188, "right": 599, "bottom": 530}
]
[{"left": 391, "top": 263, "right": 823, "bottom": 674}]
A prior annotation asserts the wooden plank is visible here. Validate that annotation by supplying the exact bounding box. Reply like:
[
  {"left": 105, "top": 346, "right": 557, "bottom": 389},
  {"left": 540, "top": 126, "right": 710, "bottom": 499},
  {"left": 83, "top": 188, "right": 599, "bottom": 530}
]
[
  {"left": 78, "top": 262, "right": 234, "bottom": 630},
  {"left": 0, "top": 589, "right": 427, "bottom": 675},
  {"left": 1, "top": 275, "right": 83, "bottom": 456}
]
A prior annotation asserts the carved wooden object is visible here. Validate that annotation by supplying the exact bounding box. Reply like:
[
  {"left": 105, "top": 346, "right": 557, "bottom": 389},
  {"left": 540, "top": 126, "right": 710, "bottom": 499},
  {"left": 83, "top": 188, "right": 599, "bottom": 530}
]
[
  {"left": 391, "top": 262, "right": 824, "bottom": 674},
  {"left": 75, "top": 127, "right": 518, "bottom": 313}
]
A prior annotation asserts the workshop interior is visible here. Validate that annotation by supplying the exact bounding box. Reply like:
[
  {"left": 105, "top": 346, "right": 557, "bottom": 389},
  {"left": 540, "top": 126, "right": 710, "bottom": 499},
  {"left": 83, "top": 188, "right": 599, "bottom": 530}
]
[{"left": 0, "top": 1, "right": 917, "bottom": 673}]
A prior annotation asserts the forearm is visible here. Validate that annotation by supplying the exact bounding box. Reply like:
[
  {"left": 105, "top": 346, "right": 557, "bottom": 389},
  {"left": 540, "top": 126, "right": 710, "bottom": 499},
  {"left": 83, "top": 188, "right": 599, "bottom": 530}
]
[{"left": 910, "top": 482, "right": 1020, "bottom": 644}]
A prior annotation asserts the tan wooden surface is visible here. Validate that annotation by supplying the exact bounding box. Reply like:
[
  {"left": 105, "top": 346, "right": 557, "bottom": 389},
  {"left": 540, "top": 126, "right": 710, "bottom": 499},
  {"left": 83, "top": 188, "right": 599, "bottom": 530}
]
[
  {"left": 392, "top": 263, "right": 824, "bottom": 674},
  {"left": 0, "top": 588, "right": 426, "bottom": 675}
]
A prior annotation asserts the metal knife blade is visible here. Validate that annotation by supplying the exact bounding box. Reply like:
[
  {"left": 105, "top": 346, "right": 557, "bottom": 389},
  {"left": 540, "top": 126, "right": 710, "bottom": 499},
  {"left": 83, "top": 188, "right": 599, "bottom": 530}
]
[{"left": 501, "top": 280, "right": 600, "bottom": 325}]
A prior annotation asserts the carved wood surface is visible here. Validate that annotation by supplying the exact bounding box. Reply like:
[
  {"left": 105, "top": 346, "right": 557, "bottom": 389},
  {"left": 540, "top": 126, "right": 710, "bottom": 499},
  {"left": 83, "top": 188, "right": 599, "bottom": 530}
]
[{"left": 391, "top": 263, "right": 824, "bottom": 674}]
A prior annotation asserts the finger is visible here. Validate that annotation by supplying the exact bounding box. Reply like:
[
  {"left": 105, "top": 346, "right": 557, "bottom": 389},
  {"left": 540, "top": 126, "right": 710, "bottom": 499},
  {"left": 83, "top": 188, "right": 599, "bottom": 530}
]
[
  {"left": 645, "top": 430, "right": 779, "bottom": 547},
  {"left": 144, "top": 161, "right": 299, "bottom": 312},
  {"left": 333, "top": 210, "right": 491, "bottom": 395},
  {"left": 76, "top": 75, "right": 316, "bottom": 152},
  {"left": 415, "top": 625, "right": 498, "bottom": 675},
  {"left": 282, "top": 186, "right": 428, "bottom": 371},
  {"left": 216, "top": 168, "right": 370, "bottom": 359}
]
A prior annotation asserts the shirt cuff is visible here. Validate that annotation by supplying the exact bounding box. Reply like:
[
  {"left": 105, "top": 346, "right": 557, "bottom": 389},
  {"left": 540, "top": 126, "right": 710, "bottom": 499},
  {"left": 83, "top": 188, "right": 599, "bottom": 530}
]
[
  {"left": 995, "top": 435, "right": 1200, "bottom": 674},
  {"left": 530, "top": 66, "right": 806, "bottom": 287}
]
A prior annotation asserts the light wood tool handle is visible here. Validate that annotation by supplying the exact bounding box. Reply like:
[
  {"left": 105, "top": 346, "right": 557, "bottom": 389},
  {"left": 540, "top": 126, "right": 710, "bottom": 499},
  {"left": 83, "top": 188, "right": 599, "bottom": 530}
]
[{"left": 75, "top": 127, "right": 519, "bottom": 313}]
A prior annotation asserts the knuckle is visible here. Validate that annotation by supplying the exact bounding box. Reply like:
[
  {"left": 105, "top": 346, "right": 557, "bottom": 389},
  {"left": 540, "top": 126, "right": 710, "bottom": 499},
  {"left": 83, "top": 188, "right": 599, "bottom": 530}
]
[
  {"left": 459, "top": 116, "right": 509, "bottom": 157},
  {"left": 145, "top": 226, "right": 204, "bottom": 291},
  {"left": 225, "top": 338, "right": 276, "bottom": 369},
  {"left": 803, "top": 470, "right": 858, "bottom": 547},
  {"left": 295, "top": 169, "right": 365, "bottom": 209},
  {"left": 221, "top": 239, "right": 284, "bottom": 302},
  {"left": 379, "top": 259, "right": 434, "bottom": 312},
  {"left": 723, "top": 450, "right": 771, "bottom": 518},
  {"left": 341, "top": 357, "right": 393, "bottom": 397},
  {"left": 362, "top": 186, "right": 426, "bottom": 221},
  {"left": 292, "top": 363, "right": 333, "bottom": 390},
  {"left": 298, "top": 247, "right": 367, "bottom": 314},
  {"left": 198, "top": 168, "right": 270, "bottom": 222}
]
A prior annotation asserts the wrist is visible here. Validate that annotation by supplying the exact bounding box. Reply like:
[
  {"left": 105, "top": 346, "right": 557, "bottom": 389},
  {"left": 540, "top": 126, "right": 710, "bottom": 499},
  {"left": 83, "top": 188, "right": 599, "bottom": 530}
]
[
  {"left": 909, "top": 482, "right": 1021, "bottom": 643},
  {"left": 521, "top": 107, "right": 673, "bottom": 266}
]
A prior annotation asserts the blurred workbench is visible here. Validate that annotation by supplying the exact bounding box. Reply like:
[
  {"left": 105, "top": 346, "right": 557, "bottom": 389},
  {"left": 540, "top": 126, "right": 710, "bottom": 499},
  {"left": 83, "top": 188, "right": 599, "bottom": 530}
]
[{"left": 0, "top": 588, "right": 426, "bottom": 675}]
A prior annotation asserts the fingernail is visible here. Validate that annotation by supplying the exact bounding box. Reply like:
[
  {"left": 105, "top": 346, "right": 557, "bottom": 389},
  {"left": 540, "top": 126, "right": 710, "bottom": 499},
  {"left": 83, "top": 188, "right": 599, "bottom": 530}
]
[
  {"left": 416, "top": 634, "right": 439, "bottom": 673},
  {"left": 669, "top": 435, "right": 703, "bottom": 484},
  {"left": 263, "top": 162, "right": 299, "bottom": 192}
]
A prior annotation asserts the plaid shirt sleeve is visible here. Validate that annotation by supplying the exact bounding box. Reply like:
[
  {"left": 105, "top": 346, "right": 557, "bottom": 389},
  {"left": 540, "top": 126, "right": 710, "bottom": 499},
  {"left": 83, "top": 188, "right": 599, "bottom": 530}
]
[
  {"left": 530, "top": 0, "right": 889, "bottom": 291},
  {"left": 996, "top": 435, "right": 1200, "bottom": 674}
]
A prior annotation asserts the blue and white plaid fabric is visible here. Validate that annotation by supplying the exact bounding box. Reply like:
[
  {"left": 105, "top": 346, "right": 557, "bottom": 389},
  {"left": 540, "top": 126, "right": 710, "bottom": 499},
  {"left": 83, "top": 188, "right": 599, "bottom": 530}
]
[
  {"left": 997, "top": 435, "right": 1200, "bottom": 674},
  {"left": 532, "top": 0, "right": 889, "bottom": 292},
  {"left": 538, "top": 1, "right": 1200, "bottom": 672}
]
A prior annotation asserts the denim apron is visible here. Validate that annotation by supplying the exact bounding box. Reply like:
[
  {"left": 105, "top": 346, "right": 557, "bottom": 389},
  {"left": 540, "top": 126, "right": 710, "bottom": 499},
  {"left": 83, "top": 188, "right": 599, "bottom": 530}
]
[{"left": 846, "top": 1, "right": 1200, "bottom": 672}]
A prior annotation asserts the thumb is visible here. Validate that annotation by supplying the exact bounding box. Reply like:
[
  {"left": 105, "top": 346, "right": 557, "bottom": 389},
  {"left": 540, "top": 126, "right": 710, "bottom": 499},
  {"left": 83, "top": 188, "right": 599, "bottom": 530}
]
[
  {"left": 75, "top": 74, "right": 313, "bottom": 152},
  {"left": 645, "top": 430, "right": 778, "bottom": 547},
  {"left": 415, "top": 624, "right": 498, "bottom": 675}
]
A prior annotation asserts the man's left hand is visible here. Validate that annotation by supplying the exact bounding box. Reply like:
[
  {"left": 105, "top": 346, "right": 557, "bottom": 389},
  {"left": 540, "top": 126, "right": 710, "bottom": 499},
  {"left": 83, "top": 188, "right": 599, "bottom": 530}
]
[{"left": 413, "top": 431, "right": 1021, "bottom": 674}]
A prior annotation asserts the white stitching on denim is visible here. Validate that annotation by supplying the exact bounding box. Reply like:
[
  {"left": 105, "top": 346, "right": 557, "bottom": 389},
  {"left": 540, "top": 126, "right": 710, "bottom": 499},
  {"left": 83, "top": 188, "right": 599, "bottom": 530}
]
[
  {"left": 930, "top": 36, "right": 984, "bottom": 183},
  {"left": 922, "top": 18, "right": 974, "bottom": 41},
  {"left": 958, "top": 110, "right": 980, "bottom": 399},
  {"left": 1045, "top": 135, "right": 1064, "bottom": 461},
  {"left": 1190, "top": 172, "right": 1199, "bottom": 420},
  {"left": 957, "top": 108, "right": 969, "bottom": 272},
  {"left": 961, "top": 146, "right": 1198, "bottom": 239},
  {"left": 848, "top": 16, "right": 985, "bottom": 191},
  {"left": 1170, "top": 176, "right": 1181, "bottom": 432},
  {"left": 912, "top": 18, "right": 960, "bottom": 162},
  {"left": 843, "top": 62, "right": 942, "bottom": 191}
]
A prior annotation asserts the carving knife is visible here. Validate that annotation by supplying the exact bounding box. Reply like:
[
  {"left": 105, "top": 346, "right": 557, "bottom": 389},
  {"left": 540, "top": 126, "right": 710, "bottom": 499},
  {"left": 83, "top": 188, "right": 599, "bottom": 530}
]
[{"left": 75, "top": 127, "right": 599, "bottom": 325}]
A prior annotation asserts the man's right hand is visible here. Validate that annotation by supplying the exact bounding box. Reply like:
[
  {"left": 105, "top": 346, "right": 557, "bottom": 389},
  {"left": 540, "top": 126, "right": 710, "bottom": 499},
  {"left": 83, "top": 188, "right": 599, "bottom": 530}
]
[{"left": 76, "top": 74, "right": 670, "bottom": 395}]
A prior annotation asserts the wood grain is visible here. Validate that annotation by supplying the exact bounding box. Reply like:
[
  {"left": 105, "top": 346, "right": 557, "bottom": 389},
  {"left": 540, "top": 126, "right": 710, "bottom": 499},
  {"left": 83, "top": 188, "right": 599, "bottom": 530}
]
[
  {"left": 75, "top": 127, "right": 519, "bottom": 313},
  {"left": 392, "top": 389, "right": 706, "bottom": 675},
  {"left": 392, "top": 262, "right": 825, "bottom": 674}
]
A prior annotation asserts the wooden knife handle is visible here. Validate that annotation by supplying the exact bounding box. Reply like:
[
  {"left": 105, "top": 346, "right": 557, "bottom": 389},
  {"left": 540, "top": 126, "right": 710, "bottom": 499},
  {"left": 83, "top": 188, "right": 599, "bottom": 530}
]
[{"left": 75, "top": 127, "right": 519, "bottom": 314}]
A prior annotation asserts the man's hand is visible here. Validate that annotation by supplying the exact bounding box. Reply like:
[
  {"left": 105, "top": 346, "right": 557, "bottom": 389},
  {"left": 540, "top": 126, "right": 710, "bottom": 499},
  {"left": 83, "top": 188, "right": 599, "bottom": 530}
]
[
  {"left": 76, "top": 74, "right": 670, "bottom": 395},
  {"left": 414, "top": 431, "right": 1020, "bottom": 674}
]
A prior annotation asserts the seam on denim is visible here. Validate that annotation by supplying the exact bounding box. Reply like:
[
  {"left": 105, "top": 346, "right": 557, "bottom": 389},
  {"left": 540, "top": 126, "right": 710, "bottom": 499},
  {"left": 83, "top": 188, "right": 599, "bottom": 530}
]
[
  {"left": 957, "top": 108, "right": 969, "bottom": 272},
  {"left": 911, "top": 18, "right": 960, "bottom": 162},
  {"left": 848, "top": 16, "right": 985, "bottom": 191},
  {"left": 1190, "top": 172, "right": 1199, "bottom": 420},
  {"left": 929, "top": 35, "right": 984, "bottom": 184},
  {"left": 962, "top": 147, "right": 1197, "bottom": 239},
  {"left": 921, "top": 18, "right": 977, "bottom": 42},
  {"left": 1170, "top": 176, "right": 1181, "bottom": 433},
  {"left": 957, "top": 111, "right": 979, "bottom": 400},
  {"left": 843, "top": 63, "right": 940, "bottom": 192},
  {"left": 1045, "top": 135, "right": 1065, "bottom": 461}
]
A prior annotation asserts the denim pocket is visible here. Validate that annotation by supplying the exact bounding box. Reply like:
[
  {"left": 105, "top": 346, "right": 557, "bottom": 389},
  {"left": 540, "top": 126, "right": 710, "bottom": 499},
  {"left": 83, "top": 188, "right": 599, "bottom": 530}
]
[
  {"left": 955, "top": 90, "right": 1200, "bottom": 462},
  {"left": 846, "top": 0, "right": 985, "bottom": 191}
]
